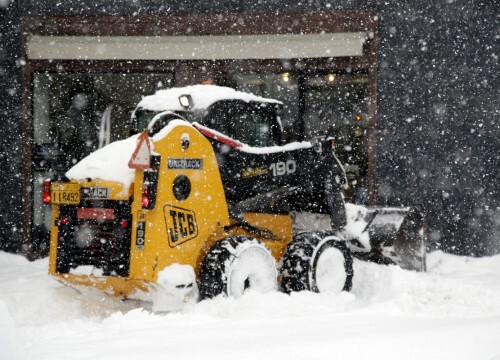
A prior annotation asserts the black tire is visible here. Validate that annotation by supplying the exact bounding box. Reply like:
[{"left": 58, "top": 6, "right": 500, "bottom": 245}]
[
  {"left": 280, "top": 231, "right": 353, "bottom": 293},
  {"left": 199, "top": 236, "right": 277, "bottom": 300}
]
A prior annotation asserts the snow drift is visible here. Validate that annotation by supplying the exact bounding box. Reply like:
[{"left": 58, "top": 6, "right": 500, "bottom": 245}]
[{"left": 1, "top": 250, "right": 499, "bottom": 360}]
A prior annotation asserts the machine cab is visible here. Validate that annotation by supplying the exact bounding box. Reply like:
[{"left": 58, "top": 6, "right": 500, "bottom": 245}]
[{"left": 130, "top": 86, "right": 283, "bottom": 148}]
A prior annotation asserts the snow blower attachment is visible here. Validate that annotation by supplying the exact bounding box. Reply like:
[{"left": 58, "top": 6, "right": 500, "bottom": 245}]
[{"left": 45, "top": 85, "right": 426, "bottom": 309}]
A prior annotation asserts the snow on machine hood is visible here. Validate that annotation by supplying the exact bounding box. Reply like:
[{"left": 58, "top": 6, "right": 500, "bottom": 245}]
[{"left": 65, "top": 120, "right": 191, "bottom": 191}]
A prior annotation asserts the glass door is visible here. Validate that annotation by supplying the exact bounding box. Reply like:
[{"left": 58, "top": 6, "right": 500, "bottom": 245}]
[
  {"left": 31, "top": 72, "right": 174, "bottom": 254},
  {"left": 222, "top": 70, "right": 370, "bottom": 204},
  {"left": 302, "top": 72, "right": 370, "bottom": 204},
  {"left": 220, "top": 72, "right": 300, "bottom": 143}
]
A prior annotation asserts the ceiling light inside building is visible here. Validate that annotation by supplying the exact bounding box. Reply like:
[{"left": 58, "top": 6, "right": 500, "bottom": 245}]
[
  {"left": 280, "top": 72, "right": 290, "bottom": 82},
  {"left": 327, "top": 73, "right": 336, "bottom": 82}
]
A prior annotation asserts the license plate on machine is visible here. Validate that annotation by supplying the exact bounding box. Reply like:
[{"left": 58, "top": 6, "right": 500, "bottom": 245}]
[{"left": 51, "top": 183, "right": 80, "bottom": 205}]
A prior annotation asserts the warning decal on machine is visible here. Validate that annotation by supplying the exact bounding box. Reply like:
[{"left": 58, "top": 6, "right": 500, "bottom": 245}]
[
  {"left": 128, "top": 131, "right": 151, "bottom": 170},
  {"left": 242, "top": 166, "right": 268, "bottom": 179},
  {"left": 81, "top": 187, "right": 110, "bottom": 199},
  {"left": 167, "top": 158, "right": 203, "bottom": 170}
]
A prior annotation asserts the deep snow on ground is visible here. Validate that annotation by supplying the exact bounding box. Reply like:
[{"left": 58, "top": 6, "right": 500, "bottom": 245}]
[{"left": 1, "top": 251, "right": 500, "bottom": 360}]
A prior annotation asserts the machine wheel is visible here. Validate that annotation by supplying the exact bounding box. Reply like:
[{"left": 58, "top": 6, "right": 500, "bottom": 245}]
[
  {"left": 280, "top": 232, "right": 353, "bottom": 293},
  {"left": 199, "top": 236, "right": 278, "bottom": 300}
]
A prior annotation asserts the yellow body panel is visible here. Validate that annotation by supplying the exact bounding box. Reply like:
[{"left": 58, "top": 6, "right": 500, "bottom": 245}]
[
  {"left": 48, "top": 123, "right": 295, "bottom": 298},
  {"left": 128, "top": 124, "right": 231, "bottom": 283},
  {"left": 52, "top": 273, "right": 150, "bottom": 297},
  {"left": 48, "top": 205, "right": 60, "bottom": 275},
  {"left": 240, "top": 212, "right": 293, "bottom": 259}
]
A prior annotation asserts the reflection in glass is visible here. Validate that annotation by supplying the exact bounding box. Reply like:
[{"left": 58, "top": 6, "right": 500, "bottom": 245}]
[
  {"left": 224, "top": 72, "right": 299, "bottom": 140},
  {"left": 222, "top": 71, "right": 370, "bottom": 204},
  {"left": 31, "top": 72, "right": 174, "bottom": 249},
  {"left": 303, "top": 73, "right": 369, "bottom": 204}
]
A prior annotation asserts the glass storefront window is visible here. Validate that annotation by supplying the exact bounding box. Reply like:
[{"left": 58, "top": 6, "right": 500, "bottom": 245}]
[
  {"left": 222, "top": 71, "right": 370, "bottom": 204},
  {"left": 31, "top": 72, "right": 174, "bottom": 250},
  {"left": 303, "top": 73, "right": 369, "bottom": 138},
  {"left": 303, "top": 72, "right": 370, "bottom": 204},
  {"left": 224, "top": 72, "right": 300, "bottom": 140},
  {"left": 33, "top": 73, "right": 173, "bottom": 160}
]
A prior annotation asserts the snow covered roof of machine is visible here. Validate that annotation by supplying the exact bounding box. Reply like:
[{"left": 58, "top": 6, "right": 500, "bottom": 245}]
[
  {"left": 136, "top": 84, "right": 283, "bottom": 112},
  {"left": 65, "top": 120, "right": 188, "bottom": 191},
  {"left": 65, "top": 133, "right": 140, "bottom": 190}
]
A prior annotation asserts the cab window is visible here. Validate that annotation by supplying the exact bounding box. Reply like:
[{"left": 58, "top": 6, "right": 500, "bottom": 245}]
[
  {"left": 203, "top": 101, "right": 281, "bottom": 147},
  {"left": 132, "top": 109, "right": 197, "bottom": 135}
]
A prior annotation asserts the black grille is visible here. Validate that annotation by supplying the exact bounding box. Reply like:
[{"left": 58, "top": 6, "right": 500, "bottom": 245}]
[{"left": 56, "top": 201, "right": 131, "bottom": 277}]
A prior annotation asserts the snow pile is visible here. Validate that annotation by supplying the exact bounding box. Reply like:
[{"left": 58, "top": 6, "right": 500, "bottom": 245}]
[
  {"left": 137, "top": 84, "right": 282, "bottom": 113},
  {"left": 1, "top": 251, "right": 500, "bottom": 359},
  {"left": 152, "top": 264, "right": 199, "bottom": 312},
  {"left": 0, "top": 300, "right": 24, "bottom": 360},
  {"left": 66, "top": 120, "right": 190, "bottom": 191},
  {"left": 343, "top": 203, "right": 371, "bottom": 249},
  {"left": 352, "top": 254, "right": 500, "bottom": 318},
  {"left": 66, "top": 133, "right": 140, "bottom": 189}
]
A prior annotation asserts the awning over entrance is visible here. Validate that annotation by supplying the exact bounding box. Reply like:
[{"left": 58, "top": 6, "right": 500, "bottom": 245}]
[{"left": 26, "top": 32, "right": 368, "bottom": 60}]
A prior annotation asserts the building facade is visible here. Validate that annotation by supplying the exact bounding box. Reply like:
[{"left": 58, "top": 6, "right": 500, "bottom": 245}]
[{"left": 0, "top": 0, "right": 498, "bottom": 257}]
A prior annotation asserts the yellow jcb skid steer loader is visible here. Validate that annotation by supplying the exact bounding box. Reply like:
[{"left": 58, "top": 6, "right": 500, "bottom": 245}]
[{"left": 45, "top": 85, "right": 426, "bottom": 310}]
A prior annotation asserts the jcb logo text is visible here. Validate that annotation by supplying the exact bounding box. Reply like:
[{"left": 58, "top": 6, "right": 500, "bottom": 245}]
[{"left": 164, "top": 205, "right": 198, "bottom": 247}]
